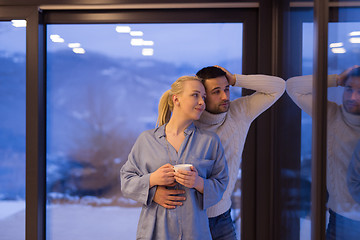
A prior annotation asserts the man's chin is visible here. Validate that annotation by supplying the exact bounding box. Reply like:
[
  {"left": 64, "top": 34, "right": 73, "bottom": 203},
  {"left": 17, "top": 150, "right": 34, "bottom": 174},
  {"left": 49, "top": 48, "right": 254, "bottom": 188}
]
[
  {"left": 214, "top": 108, "right": 228, "bottom": 114},
  {"left": 205, "top": 109, "right": 227, "bottom": 114},
  {"left": 219, "top": 105, "right": 229, "bottom": 113},
  {"left": 344, "top": 106, "right": 360, "bottom": 115},
  {"left": 205, "top": 105, "right": 229, "bottom": 114}
]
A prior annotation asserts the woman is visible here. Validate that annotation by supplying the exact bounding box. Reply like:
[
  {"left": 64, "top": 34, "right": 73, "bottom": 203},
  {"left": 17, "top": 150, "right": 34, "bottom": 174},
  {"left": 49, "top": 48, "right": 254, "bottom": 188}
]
[{"left": 120, "top": 76, "right": 228, "bottom": 240}]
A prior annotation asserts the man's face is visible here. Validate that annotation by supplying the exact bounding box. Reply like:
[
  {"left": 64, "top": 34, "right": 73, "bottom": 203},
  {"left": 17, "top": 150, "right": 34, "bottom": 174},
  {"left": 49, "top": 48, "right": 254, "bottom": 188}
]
[
  {"left": 343, "top": 76, "right": 360, "bottom": 115},
  {"left": 203, "top": 76, "right": 230, "bottom": 114}
]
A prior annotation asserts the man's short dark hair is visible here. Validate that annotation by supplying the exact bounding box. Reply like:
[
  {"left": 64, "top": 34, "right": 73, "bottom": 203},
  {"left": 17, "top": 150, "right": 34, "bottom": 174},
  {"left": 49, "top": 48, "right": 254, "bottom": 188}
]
[
  {"left": 345, "top": 66, "right": 360, "bottom": 84},
  {"left": 196, "top": 66, "right": 226, "bottom": 80}
]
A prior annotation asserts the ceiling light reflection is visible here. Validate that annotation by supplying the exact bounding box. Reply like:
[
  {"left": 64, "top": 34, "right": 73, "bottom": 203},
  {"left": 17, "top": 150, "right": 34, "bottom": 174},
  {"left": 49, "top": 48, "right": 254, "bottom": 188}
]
[
  {"left": 331, "top": 48, "right": 346, "bottom": 54},
  {"left": 143, "top": 40, "right": 154, "bottom": 46},
  {"left": 131, "top": 39, "right": 143, "bottom": 46},
  {"left": 131, "top": 39, "right": 155, "bottom": 46},
  {"left": 142, "top": 48, "right": 154, "bottom": 56},
  {"left": 50, "top": 34, "right": 65, "bottom": 43},
  {"left": 349, "top": 37, "right": 360, "bottom": 43},
  {"left": 68, "top": 43, "right": 81, "bottom": 48},
  {"left": 116, "top": 26, "right": 131, "bottom": 33},
  {"left": 73, "top": 48, "right": 86, "bottom": 54},
  {"left": 130, "top": 31, "right": 144, "bottom": 36},
  {"left": 349, "top": 31, "right": 360, "bottom": 37},
  {"left": 329, "top": 42, "right": 343, "bottom": 48},
  {"left": 11, "top": 20, "right": 26, "bottom": 27}
]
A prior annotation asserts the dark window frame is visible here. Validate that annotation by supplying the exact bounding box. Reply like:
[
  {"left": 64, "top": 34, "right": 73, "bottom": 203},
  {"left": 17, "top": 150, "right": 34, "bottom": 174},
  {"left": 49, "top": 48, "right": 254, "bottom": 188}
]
[
  {"left": 0, "top": 6, "right": 47, "bottom": 240},
  {"left": 0, "top": 6, "right": 258, "bottom": 240},
  {"left": 44, "top": 8, "right": 258, "bottom": 240}
]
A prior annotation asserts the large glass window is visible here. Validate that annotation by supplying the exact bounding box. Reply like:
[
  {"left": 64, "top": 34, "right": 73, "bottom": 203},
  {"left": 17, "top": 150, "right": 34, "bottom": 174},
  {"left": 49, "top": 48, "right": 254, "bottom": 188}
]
[
  {"left": 0, "top": 20, "right": 26, "bottom": 240},
  {"left": 299, "top": 11, "right": 360, "bottom": 239},
  {"left": 46, "top": 23, "right": 242, "bottom": 239},
  {"left": 324, "top": 11, "right": 360, "bottom": 239},
  {"left": 296, "top": 21, "right": 312, "bottom": 240}
]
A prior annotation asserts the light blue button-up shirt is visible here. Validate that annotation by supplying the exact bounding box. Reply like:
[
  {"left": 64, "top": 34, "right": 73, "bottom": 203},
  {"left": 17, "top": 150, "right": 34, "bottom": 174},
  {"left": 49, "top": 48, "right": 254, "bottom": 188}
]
[{"left": 120, "top": 123, "right": 228, "bottom": 240}]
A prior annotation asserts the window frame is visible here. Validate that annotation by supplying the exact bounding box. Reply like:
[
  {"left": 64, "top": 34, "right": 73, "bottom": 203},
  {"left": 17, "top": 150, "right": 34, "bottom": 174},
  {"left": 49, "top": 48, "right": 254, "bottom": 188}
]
[
  {"left": 0, "top": 6, "right": 47, "bottom": 240},
  {"left": 37, "top": 6, "right": 258, "bottom": 240}
]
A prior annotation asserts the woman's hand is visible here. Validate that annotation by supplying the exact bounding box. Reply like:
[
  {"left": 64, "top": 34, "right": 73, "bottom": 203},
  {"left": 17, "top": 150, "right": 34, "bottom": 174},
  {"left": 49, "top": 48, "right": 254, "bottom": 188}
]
[
  {"left": 174, "top": 166, "right": 204, "bottom": 193},
  {"left": 149, "top": 164, "right": 176, "bottom": 188}
]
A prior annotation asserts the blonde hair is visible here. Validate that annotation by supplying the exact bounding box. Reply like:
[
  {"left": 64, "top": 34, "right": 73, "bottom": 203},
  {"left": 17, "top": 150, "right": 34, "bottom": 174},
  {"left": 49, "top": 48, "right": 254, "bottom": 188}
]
[{"left": 156, "top": 76, "right": 202, "bottom": 127}]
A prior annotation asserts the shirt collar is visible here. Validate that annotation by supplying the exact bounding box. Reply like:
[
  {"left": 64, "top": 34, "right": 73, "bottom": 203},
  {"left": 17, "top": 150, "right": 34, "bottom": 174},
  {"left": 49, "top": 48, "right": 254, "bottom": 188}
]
[
  {"left": 154, "top": 123, "right": 196, "bottom": 138},
  {"left": 154, "top": 124, "right": 166, "bottom": 138},
  {"left": 184, "top": 123, "right": 196, "bottom": 135}
]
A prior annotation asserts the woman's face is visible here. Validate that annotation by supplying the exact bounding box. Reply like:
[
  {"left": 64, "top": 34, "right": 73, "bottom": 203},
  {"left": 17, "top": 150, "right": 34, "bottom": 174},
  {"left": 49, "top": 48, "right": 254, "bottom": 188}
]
[{"left": 175, "top": 80, "right": 206, "bottom": 121}]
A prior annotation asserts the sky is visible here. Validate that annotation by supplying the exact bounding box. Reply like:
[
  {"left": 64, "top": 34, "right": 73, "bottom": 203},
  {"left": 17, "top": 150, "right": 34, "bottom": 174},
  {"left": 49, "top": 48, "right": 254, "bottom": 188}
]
[
  {"left": 1, "top": 20, "right": 359, "bottom": 66},
  {"left": 47, "top": 23, "right": 243, "bottom": 68},
  {"left": 0, "top": 22, "right": 243, "bottom": 66},
  {"left": 0, "top": 22, "right": 26, "bottom": 55},
  {"left": 302, "top": 22, "right": 360, "bottom": 62}
]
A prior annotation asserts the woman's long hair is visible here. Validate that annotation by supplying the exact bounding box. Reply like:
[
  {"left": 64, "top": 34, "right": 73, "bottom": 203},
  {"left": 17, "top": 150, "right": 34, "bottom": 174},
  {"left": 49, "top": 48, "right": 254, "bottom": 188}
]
[{"left": 156, "top": 76, "right": 202, "bottom": 127}]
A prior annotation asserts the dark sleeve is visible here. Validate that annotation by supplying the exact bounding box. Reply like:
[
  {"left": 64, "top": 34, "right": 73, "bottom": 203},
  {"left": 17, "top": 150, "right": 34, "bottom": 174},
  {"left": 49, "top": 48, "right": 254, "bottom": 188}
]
[{"left": 347, "top": 140, "right": 360, "bottom": 204}]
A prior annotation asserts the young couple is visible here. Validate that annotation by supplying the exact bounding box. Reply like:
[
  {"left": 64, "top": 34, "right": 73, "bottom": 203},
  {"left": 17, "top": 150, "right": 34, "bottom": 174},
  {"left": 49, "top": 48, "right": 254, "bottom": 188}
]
[{"left": 121, "top": 66, "right": 286, "bottom": 240}]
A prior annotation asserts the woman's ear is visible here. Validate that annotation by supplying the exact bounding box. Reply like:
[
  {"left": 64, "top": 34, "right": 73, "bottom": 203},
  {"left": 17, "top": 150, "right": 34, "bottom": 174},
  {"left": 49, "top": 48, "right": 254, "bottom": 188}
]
[{"left": 173, "top": 94, "right": 180, "bottom": 106}]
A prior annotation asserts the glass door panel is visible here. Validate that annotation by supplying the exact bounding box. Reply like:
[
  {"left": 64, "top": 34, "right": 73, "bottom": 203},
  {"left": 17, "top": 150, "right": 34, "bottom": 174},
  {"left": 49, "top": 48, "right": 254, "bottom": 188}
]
[
  {"left": 299, "top": 8, "right": 360, "bottom": 239},
  {"left": 299, "top": 21, "right": 313, "bottom": 240},
  {"left": 0, "top": 20, "right": 26, "bottom": 240},
  {"left": 46, "top": 23, "right": 243, "bottom": 240},
  {"left": 325, "top": 9, "right": 360, "bottom": 239}
]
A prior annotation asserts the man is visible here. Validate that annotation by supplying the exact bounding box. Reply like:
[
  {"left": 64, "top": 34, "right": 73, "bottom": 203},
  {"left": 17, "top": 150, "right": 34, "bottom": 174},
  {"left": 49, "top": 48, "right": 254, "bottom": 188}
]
[
  {"left": 286, "top": 66, "right": 360, "bottom": 240},
  {"left": 153, "top": 66, "right": 286, "bottom": 239},
  {"left": 347, "top": 140, "right": 360, "bottom": 205}
]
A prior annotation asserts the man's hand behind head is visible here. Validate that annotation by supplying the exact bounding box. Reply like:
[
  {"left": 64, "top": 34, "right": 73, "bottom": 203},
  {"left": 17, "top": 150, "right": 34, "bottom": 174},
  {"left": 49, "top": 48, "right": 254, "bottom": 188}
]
[
  {"left": 338, "top": 65, "right": 360, "bottom": 86},
  {"left": 214, "top": 65, "right": 236, "bottom": 86}
]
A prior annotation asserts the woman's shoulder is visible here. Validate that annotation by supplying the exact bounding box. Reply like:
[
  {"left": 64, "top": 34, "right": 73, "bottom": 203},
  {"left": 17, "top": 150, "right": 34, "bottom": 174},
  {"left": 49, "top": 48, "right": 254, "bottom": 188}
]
[{"left": 134, "top": 127, "right": 160, "bottom": 143}]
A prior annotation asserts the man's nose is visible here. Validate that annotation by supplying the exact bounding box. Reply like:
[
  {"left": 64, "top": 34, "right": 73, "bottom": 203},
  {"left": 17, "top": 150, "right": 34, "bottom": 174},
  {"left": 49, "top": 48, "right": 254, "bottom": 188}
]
[
  {"left": 351, "top": 91, "right": 360, "bottom": 100},
  {"left": 221, "top": 91, "right": 229, "bottom": 100}
]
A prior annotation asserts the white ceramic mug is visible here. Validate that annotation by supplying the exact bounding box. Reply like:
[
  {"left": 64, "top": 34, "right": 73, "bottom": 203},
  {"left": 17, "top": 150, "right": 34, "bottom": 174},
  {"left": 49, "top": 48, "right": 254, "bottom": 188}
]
[{"left": 173, "top": 164, "right": 193, "bottom": 172}]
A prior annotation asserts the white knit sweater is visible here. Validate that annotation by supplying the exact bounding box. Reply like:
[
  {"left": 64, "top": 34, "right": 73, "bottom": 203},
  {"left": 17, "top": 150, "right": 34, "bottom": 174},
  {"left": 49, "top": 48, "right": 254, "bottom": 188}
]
[
  {"left": 195, "top": 74, "right": 286, "bottom": 218},
  {"left": 286, "top": 75, "right": 360, "bottom": 220}
]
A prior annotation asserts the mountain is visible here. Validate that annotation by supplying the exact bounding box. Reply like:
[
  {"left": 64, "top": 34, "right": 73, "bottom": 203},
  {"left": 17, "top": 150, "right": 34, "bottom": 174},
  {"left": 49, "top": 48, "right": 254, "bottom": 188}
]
[{"left": 1, "top": 49, "right": 242, "bottom": 197}]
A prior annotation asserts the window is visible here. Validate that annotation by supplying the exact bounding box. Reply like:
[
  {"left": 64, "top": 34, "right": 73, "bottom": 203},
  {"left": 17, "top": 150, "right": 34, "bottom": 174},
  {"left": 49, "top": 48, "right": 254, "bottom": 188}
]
[
  {"left": 0, "top": 20, "right": 26, "bottom": 240},
  {"left": 46, "top": 23, "right": 243, "bottom": 239},
  {"left": 298, "top": 7, "right": 360, "bottom": 239}
]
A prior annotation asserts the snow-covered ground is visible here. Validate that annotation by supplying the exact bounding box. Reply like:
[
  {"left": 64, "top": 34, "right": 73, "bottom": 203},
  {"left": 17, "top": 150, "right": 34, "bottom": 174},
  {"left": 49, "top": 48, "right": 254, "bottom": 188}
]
[
  {"left": 46, "top": 204, "right": 141, "bottom": 240},
  {"left": 0, "top": 201, "right": 26, "bottom": 240},
  {"left": 0, "top": 200, "right": 315, "bottom": 240},
  {"left": 0, "top": 200, "right": 141, "bottom": 240}
]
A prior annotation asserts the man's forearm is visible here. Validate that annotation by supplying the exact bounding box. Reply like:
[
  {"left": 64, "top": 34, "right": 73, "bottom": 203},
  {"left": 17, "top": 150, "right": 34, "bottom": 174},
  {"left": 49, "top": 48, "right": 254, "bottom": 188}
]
[{"left": 234, "top": 74, "right": 285, "bottom": 95}]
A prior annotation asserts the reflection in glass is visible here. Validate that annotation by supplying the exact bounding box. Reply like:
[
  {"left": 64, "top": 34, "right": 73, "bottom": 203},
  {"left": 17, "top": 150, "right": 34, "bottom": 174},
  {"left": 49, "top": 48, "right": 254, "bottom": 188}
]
[
  {"left": 298, "top": 22, "right": 313, "bottom": 240},
  {"left": 325, "top": 20, "right": 360, "bottom": 240},
  {"left": 46, "top": 23, "right": 242, "bottom": 239},
  {"left": 297, "top": 20, "right": 360, "bottom": 239},
  {"left": 0, "top": 21, "right": 26, "bottom": 239}
]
